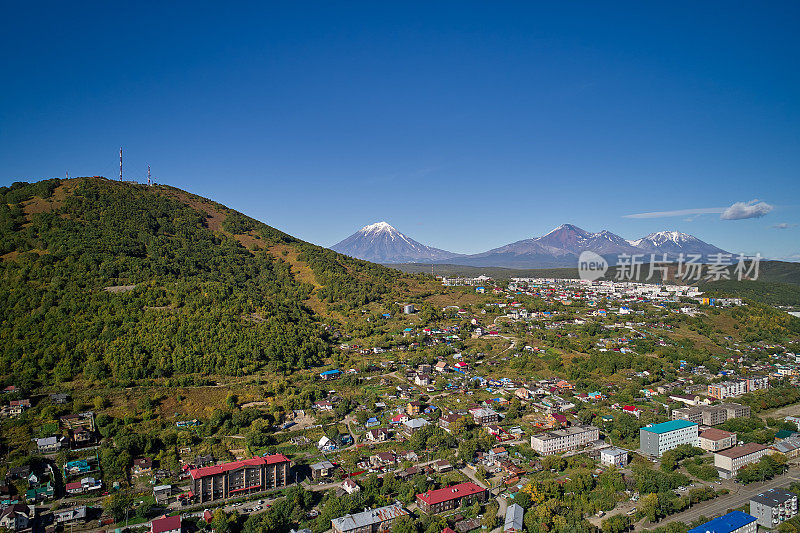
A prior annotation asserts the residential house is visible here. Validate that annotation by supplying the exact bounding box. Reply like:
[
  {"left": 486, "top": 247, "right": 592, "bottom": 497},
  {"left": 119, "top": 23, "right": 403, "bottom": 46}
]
[
  {"left": 151, "top": 515, "right": 182, "bottom": 533},
  {"left": 153, "top": 484, "right": 173, "bottom": 505},
  {"left": 320, "top": 369, "right": 341, "bottom": 381},
  {"left": 402, "top": 418, "right": 429, "bottom": 436},
  {"left": 341, "top": 478, "right": 360, "bottom": 495},
  {"left": 470, "top": 407, "right": 499, "bottom": 426},
  {"left": 8, "top": 399, "right": 30, "bottom": 417},
  {"left": 54, "top": 506, "right": 87, "bottom": 525},
  {"left": 599, "top": 447, "right": 629, "bottom": 468},
  {"left": 438, "top": 413, "right": 464, "bottom": 432},
  {"left": 133, "top": 457, "right": 154, "bottom": 476},
  {"left": 364, "top": 428, "right": 389, "bottom": 443},
  {"left": 433, "top": 460, "right": 453, "bottom": 473},
  {"left": 330, "top": 502, "right": 409, "bottom": 533},
  {"left": 0, "top": 504, "right": 30, "bottom": 531},
  {"left": 621, "top": 406, "right": 641, "bottom": 419},
  {"left": 311, "top": 460, "right": 335, "bottom": 480},
  {"left": 416, "top": 482, "right": 488, "bottom": 514},
  {"left": 34, "top": 436, "right": 63, "bottom": 454},
  {"left": 504, "top": 504, "right": 524, "bottom": 533},
  {"left": 370, "top": 452, "right": 396, "bottom": 468}
]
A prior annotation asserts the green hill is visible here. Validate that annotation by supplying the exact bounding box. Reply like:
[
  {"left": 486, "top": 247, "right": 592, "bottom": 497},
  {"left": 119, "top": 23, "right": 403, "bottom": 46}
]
[{"left": 0, "top": 177, "right": 418, "bottom": 386}]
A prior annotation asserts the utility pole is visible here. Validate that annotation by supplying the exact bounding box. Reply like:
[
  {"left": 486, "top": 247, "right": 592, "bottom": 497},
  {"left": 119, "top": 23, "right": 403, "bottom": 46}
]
[{"left": 119, "top": 147, "right": 123, "bottom": 181}]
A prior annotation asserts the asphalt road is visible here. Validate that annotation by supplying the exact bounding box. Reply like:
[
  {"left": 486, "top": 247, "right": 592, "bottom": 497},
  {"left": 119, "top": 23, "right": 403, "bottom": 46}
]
[{"left": 643, "top": 467, "right": 800, "bottom": 530}]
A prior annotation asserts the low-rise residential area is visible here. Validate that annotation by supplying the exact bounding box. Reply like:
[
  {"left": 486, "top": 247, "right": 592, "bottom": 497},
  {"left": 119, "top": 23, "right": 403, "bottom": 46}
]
[{"left": 1, "top": 276, "right": 800, "bottom": 533}]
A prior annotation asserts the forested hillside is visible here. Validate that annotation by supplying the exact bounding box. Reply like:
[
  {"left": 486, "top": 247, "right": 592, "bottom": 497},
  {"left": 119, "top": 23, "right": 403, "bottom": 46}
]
[{"left": 0, "top": 177, "right": 409, "bottom": 386}]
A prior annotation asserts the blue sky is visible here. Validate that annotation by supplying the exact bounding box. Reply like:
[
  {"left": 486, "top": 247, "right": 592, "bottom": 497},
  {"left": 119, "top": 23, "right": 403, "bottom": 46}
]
[{"left": 1, "top": 2, "right": 798, "bottom": 258}]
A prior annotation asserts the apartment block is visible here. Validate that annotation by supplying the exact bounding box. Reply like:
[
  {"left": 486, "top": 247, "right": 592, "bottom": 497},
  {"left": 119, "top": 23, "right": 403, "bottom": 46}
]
[
  {"left": 416, "top": 482, "right": 488, "bottom": 514},
  {"left": 640, "top": 420, "right": 698, "bottom": 457},
  {"left": 530, "top": 425, "right": 599, "bottom": 456},
  {"left": 750, "top": 488, "right": 798, "bottom": 529},
  {"left": 189, "top": 454, "right": 290, "bottom": 503}
]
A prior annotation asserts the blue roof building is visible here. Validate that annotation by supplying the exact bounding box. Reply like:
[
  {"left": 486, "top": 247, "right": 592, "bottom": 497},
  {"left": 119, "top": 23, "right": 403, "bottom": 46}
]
[
  {"left": 641, "top": 420, "right": 696, "bottom": 434},
  {"left": 686, "top": 511, "right": 757, "bottom": 533},
  {"left": 320, "top": 369, "right": 341, "bottom": 380}
]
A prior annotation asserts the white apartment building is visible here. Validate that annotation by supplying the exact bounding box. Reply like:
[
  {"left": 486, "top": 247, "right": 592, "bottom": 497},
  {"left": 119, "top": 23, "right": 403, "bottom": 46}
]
[{"left": 530, "top": 425, "right": 599, "bottom": 456}]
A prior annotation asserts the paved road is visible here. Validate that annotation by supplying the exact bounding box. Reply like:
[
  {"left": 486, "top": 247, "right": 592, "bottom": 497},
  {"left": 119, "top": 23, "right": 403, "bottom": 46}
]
[
  {"left": 491, "top": 494, "right": 508, "bottom": 533},
  {"left": 643, "top": 467, "right": 800, "bottom": 530}
]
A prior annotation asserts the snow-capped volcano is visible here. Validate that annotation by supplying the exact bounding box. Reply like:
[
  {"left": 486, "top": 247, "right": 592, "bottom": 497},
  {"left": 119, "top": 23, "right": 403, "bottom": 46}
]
[
  {"left": 330, "top": 222, "right": 730, "bottom": 268},
  {"left": 439, "top": 224, "right": 730, "bottom": 268},
  {"left": 628, "top": 231, "right": 728, "bottom": 256},
  {"left": 331, "top": 222, "right": 460, "bottom": 263}
]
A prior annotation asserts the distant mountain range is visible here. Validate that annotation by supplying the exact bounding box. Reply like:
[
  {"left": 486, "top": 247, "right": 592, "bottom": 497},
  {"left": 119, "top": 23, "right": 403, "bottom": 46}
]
[{"left": 331, "top": 222, "right": 729, "bottom": 268}]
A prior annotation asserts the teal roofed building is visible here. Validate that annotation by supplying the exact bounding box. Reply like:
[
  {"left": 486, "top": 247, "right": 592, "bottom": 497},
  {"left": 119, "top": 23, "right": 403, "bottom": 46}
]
[{"left": 640, "top": 419, "right": 699, "bottom": 457}]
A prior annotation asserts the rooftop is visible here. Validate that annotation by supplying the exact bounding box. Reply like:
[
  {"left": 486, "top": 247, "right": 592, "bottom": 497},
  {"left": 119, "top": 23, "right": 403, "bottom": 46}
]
[
  {"left": 640, "top": 419, "right": 697, "bottom": 434},
  {"left": 152, "top": 515, "right": 182, "bottom": 533},
  {"left": 331, "top": 503, "right": 408, "bottom": 532},
  {"left": 686, "top": 511, "right": 756, "bottom": 533},
  {"left": 417, "top": 482, "right": 486, "bottom": 505},
  {"left": 750, "top": 488, "right": 796, "bottom": 507},
  {"left": 715, "top": 443, "right": 768, "bottom": 459},
  {"left": 532, "top": 425, "right": 598, "bottom": 441},
  {"left": 699, "top": 428, "right": 736, "bottom": 441},
  {"left": 189, "top": 454, "right": 289, "bottom": 479}
]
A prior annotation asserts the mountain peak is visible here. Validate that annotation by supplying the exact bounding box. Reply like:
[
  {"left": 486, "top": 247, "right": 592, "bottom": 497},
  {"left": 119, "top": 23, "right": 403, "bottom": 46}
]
[
  {"left": 332, "top": 222, "right": 459, "bottom": 263},
  {"left": 541, "top": 223, "right": 591, "bottom": 238},
  {"left": 360, "top": 221, "right": 397, "bottom": 234}
]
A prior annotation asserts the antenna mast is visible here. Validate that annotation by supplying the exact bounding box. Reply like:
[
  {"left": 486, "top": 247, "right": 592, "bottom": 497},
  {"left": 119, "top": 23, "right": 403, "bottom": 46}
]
[
  {"left": 119, "top": 147, "right": 123, "bottom": 181},
  {"left": 147, "top": 165, "right": 151, "bottom": 186}
]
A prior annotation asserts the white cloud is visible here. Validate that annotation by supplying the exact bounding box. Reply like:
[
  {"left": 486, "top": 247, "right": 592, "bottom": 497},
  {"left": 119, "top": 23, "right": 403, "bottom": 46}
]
[
  {"left": 623, "top": 207, "right": 725, "bottom": 219},
  {"left": 624, "top": 199, "right": 775, "bottom": 221},
  {"left": 720, "top": 200, "right": 773, "bottom": 220},
  {"left": 772, "top": 222, "right": 797, "bottom": 229}
]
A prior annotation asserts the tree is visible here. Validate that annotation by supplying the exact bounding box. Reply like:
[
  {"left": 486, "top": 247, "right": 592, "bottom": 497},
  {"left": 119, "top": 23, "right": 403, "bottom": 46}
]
[
  {"left": 602, "top": 515, "right": 632, "bottom": 533},
  {"left": 483, "top": 502, "right": 499, "bottom": 529},
  {"left": 392, "top": 516, "right": 418, "bottom": 533},
  {"left": 212, "top": 509, "right": 237, "bottom": 533},
  {"left": 103, "top": 491, "right": 133, "bottom": 522},
  {"left": 639, "top": 493, "right": 660, "bottom": 522}
]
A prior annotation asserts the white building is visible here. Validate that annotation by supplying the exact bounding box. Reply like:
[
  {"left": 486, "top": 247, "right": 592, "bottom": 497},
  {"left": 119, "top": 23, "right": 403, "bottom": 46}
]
[
  {"left": 599, "top": 447, "right": 628, "bottom": 468},
  {"left": 714, "top": 443, "right": 770, "bottom": 479},
  {"left": 530, "top": 425, "right": 599, "bottom": 456}
]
